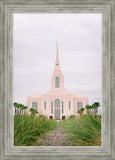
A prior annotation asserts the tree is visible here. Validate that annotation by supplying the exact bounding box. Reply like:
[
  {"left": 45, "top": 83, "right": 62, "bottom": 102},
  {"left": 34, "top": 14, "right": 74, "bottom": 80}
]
[
  {"left": 30, "top": 108, "right": 38, "bottom": 116},
  {"left": 14, "top": 102, "right": 28, "bottom": 115},
  {"left": 23, "top": 106, "right": 28, "bottom": 115},
  {"left": 21, "top": 104, "right": 25, "bottom": 115},
  {"left": 16, "top": 103, "right": 20, "bottom": 115},
  {"left": 19, "top": 104, "right": 23, "bottom": 115},
  {"left": 85, "top": 105, "right": 91, "bottom": 114},
  {"left": 92, "top": 102, "right": 100, "bottom": 115},
  {"left": 19, "top": 104, "right": 28, "bottom": 115},
  {"left": 78, "top": 107, "right": 85, "bottom": 115},
  {"left": 14, "top": 102, "right": 18, "bottom": 115}
]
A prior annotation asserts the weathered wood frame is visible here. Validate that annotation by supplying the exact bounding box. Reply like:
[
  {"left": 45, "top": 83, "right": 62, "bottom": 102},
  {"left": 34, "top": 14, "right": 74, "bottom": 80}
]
[{"left": 0, "top": 0, "right": 115, "bottom": 160}]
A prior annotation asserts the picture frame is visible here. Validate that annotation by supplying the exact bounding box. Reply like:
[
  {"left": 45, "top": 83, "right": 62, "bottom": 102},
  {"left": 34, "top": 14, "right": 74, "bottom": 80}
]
[{"left": 0, "top": 0, "right": 115, "bottom": 160}]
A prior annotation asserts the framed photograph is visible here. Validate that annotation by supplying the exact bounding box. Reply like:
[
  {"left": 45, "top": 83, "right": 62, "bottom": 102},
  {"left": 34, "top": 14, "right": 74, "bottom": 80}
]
[
  {"left": 0, "top": 0, "right": 115, "bottom": 160},
  {"left": 13, "top": 13, "right": 101, "bottom": 147}
]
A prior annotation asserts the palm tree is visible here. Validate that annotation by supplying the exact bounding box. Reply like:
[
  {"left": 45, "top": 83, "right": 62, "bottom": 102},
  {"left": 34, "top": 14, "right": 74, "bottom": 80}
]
[
  {"left": 18, "top": 104, "right": 23, "bottom": 115},
  {"left": 21, "top": 104, "right": 25, "bottom": 115},
  {"left": 78, "top": 107, "right": 85, "bottom": 116},
  {"left": 85, "top": 105, "right": 91, "bottom": 114},
  {"left": 94, "top": 102, "right": 100, "bottom": 115},
  {"left": 30, "top": 108, "right": 38, "bottom": 116},
  {"left": 14, "top": 102, "right": 18, "bottom": 115},
  {"left": 16, "top": 103, "right": 20, "bottom": 115},
  {"left": 23, "top": 106, "right": 28, "bottom": 115},
  {"left": 92, "top": 102, "right": 100, "bottom": 115}
]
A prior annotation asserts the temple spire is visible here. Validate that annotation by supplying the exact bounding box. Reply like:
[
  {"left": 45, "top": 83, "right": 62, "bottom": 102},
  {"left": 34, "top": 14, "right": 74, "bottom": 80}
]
[{"left": 55, "top": 41, "right": 60, "bottom": 70}]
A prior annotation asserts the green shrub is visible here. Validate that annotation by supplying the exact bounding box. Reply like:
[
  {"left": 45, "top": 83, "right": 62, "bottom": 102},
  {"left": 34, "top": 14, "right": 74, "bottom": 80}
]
[
  {"left": 60, "top": 115, "right": 101, "bottom": 146},
  {"left": 14, "top": 115, "right": 57, "bottom": 146},
  {"left": 69, "top": 115, "right": 76, "bottom": 120}
]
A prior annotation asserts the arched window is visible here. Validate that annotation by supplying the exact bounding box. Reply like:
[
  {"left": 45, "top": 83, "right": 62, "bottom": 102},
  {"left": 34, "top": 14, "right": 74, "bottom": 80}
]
[
  {"left": 55, "top": 77, "right": 59, "bottom": 88},
  {"left": 55, "top": 99, "right": 60, "bottom": 120},
  {"left": 55, "top": 99, "right": 60, "bottom": 106}
]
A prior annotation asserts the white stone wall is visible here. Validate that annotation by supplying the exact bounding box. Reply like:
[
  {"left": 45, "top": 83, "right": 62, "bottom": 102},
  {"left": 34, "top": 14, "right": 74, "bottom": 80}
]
[{"left": 27, "top": 94, "right": 88, "bottom": 119}]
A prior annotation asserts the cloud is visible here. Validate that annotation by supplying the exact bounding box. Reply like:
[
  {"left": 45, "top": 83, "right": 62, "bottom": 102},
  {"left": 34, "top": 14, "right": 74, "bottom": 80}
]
[{"left": 14, "top": 14, "right": 102, "bottom": 105}]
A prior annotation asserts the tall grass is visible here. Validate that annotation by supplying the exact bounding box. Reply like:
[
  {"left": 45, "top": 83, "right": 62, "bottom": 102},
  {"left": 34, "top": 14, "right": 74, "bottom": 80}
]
[
  {"left": 59, "top": 115, "right": 101, "bottom": 146},
  {"left": 14, "top": 115, "right": 57, "bottom": 146}
]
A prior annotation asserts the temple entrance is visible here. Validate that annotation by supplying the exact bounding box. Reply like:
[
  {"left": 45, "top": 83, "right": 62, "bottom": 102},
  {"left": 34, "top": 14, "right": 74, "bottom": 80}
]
[
  {"left": 62, "top": 116, "right": 65, "bottom": 120},
  {"left": 49, "top": 116, "right": 53, "bottom": 119},
  {"left": 55, "top": 99, "right": 60, "bottom": 120}
]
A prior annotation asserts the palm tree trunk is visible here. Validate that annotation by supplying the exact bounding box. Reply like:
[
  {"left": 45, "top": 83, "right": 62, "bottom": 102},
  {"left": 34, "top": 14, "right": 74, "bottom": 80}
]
[
  {"left": 96, "top": 108, "right": 98, "bottom": 115},
  {"left": 87, "top": 109, "right": 89, "bottom": 115},
  {"left": 24, "top": 110, "right": 26, "bottom": 115},
  {"left": 20, "top": 108, "right": 21, "bottom": 115},
  {"left": 15, "top": 107, "right": 16, "bottom": 115}
]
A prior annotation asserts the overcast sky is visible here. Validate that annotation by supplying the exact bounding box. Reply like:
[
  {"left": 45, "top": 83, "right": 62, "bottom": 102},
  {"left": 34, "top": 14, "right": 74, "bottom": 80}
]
[{"left": 13, "top": 14, "right": 102, "bottom": 105}]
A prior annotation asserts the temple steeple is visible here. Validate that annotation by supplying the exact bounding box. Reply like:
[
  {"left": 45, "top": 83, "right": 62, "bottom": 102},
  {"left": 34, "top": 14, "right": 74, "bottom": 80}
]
[
  {"left": 47, "top": 42, "right": 68, "bottom": 94},
  {"left": 55, "top": 41, "right": 60, "bottom": 70}
]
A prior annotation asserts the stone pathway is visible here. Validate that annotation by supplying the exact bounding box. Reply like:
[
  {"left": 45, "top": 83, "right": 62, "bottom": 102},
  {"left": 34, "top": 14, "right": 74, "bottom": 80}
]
[{"left": 37, "top": 124, "right": 68, "bottom": 146}]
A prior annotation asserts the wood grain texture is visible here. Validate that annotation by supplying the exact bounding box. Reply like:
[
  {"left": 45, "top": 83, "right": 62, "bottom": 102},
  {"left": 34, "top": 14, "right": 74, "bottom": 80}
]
[{"left": 0, "top": 0, "right": 115, "bottom": 159}]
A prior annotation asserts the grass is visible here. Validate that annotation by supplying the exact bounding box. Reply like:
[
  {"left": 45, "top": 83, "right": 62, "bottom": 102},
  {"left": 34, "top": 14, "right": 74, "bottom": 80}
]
[
  {"left": 59, "top": 115, "right": 101, "bottom": 146},
  {"left": 14, "top": 115, "right": 57, "bottom": 146},
  {"left": 14, "top": 114, "right": 101, "bottom": 146}
]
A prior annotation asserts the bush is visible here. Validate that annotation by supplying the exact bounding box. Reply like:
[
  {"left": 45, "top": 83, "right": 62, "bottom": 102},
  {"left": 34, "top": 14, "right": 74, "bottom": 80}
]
[
  {"left": 60, "top": 115, "right": 101, "bottom": 146},
  {"left": 14, "top": 115, "right": 57, "bottom": 146},
  {"left": 69, "top": 115, "right": 76, "bottom": 120}
]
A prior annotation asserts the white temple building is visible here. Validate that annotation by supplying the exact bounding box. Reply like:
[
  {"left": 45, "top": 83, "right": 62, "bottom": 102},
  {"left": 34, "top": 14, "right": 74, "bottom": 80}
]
[{"left": 27, "top": 42, "right": 88, "bottom": 120}]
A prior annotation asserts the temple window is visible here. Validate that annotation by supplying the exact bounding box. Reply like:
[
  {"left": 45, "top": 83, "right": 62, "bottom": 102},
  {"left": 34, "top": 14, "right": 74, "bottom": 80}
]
[
  {"left": 69, "top": 101, "right": 71, "bottom": 110},
  {"left": 77, "top": 102, "right": 83, "bottom": 111},
  {"left": 62, "top": 102, "right": 64, "bottom": 114},
  {"left": 55, "top": 77, "right": 59, "bottom": 88},
  {"left": 44, "top": 101, "right": 46, "bottom": 110},
  {"left": 32, "top": 102, "right": 38, "bottom": 110},
  {"left": 55, "top": 99, "right": 60, "bottom": 120},
  {"left": 51, "top": 102, "right": 53, "bottom": 114}
]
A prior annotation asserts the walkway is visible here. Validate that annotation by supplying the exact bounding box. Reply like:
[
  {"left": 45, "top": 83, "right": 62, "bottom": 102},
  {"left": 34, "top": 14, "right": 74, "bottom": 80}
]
[{"left": 37, "top": 124, "right": 68, "bottom": 146}]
